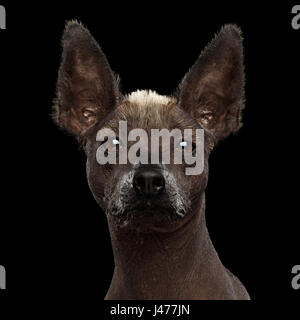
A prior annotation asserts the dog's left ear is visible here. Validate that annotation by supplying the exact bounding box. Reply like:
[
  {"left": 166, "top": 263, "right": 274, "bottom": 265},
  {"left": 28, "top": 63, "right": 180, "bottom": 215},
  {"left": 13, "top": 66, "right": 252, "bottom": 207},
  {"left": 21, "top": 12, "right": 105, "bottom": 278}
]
[{"left": 179, "top": 24, "right": 245, "bottom": 141}]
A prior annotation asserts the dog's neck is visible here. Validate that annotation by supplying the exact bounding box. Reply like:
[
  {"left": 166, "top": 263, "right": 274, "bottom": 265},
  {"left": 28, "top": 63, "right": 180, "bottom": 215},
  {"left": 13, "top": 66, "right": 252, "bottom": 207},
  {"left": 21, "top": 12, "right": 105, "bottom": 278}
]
[{"left": 105, "top": 195, "right": 234, "bottom": 300}]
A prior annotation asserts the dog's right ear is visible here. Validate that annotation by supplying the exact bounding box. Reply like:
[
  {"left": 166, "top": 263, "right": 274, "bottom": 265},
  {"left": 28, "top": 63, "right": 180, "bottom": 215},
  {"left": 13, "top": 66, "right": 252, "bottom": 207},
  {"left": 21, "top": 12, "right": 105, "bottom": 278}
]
[{"left": 53, "top": 20, "right": 119, "bottom": 138}]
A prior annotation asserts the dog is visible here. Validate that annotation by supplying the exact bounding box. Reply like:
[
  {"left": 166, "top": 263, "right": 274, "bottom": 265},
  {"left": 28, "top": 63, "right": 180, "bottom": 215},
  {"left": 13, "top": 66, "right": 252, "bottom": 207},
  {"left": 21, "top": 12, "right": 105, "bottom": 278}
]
[{"left": 53, "top": 20, "right": 250, "bottom": 300}]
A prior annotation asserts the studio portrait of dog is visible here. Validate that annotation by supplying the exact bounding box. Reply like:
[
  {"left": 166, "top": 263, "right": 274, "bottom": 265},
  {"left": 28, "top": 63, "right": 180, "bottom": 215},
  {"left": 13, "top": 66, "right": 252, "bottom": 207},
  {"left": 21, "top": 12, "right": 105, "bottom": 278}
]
[
  {"left": 1, "top": 1, "right": 299, "bottom": 311},
  {"left": 52, "top": 20, "right": 250, "bottom": 300}
]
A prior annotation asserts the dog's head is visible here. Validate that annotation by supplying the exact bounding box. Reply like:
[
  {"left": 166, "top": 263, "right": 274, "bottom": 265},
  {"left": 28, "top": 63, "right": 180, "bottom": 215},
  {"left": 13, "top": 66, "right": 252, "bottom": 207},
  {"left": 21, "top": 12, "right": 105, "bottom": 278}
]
[{"left": 53, "top": 21, "right": 245, "bottom": 233}]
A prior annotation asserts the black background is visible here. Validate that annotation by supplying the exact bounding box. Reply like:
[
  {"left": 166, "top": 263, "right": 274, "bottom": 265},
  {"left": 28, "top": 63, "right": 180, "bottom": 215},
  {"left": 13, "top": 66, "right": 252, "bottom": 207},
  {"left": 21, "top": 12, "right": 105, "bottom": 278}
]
[{"left": 0, "top": 0, "right": 299, "bottom": 306}]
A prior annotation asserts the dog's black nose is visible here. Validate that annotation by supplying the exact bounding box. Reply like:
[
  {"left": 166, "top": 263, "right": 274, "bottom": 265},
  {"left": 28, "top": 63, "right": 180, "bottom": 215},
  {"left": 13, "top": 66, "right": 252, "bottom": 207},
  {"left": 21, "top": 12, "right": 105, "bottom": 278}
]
[{"left": 133, "top": 170, "right": 165, "bottom": 196}]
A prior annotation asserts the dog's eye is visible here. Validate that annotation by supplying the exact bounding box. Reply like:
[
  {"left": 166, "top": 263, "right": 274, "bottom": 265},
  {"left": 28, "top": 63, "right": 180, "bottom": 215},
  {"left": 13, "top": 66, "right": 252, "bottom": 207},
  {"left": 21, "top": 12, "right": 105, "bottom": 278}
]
[
  {"left": 112, "top": 139, "right": 120, "bottom": 146},
  {"left": 180, "top": 141, "right": 188, "bottom": 148},
  {"left": 179, "top": 140, "right": 196, "bottom": 152},
  {"left": 106, "top": 137, "right": 122, "bottom": 152}
]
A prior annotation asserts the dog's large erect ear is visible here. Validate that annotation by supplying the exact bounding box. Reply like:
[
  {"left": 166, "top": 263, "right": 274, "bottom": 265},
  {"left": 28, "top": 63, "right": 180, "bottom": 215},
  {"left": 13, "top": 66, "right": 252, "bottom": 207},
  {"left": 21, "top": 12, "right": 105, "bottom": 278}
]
[
  {"left": 179, "top": 24, "right": 245, "bottom": 141},
  {"left": 53, "top": 20, "right": 119, "bottom": 137}
]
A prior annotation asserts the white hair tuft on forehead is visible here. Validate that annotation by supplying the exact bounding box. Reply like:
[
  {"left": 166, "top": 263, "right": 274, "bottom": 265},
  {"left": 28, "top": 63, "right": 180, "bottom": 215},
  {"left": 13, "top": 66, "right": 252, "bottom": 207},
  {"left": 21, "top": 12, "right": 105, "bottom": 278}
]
[{"left": 126, "top": 90, "right": 172, "bottom": 106}]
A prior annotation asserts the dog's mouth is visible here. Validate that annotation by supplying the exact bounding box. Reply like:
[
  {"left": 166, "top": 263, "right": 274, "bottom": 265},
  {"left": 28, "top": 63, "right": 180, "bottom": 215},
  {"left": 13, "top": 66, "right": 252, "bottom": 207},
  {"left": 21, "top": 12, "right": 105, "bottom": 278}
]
[
  {"left": 104, "top": 168, "right": 190, "bottom": 232},
  {"left": 110, "top": 195, "right": 186, "bottom": 217},
  {"left": 107, "top": 195, "right": 188, "bottom": 233}
]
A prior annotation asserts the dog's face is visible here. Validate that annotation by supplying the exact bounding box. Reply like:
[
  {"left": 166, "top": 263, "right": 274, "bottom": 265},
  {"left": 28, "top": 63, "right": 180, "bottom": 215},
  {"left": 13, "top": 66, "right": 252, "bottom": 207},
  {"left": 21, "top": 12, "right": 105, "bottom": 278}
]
[
  {"left": 84, "top": 92, "right": 212, "bottom": 233},
  {"left": 53, "top": 21, "right": 245, "bottom": 233}
]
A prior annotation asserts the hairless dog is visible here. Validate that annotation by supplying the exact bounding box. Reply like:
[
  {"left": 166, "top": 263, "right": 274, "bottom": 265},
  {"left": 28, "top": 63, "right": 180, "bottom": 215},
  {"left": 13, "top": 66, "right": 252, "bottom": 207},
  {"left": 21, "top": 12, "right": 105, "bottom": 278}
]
[{"left": 53, "top": 21, "right": 250, "bottom": 300}]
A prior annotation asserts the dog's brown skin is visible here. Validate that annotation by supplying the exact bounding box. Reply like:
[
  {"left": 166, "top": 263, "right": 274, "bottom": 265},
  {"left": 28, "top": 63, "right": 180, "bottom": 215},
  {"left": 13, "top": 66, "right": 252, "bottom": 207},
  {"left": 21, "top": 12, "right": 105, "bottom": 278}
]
[{"left": 53, "top": 21, "right": 250, "bottom": 300}]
